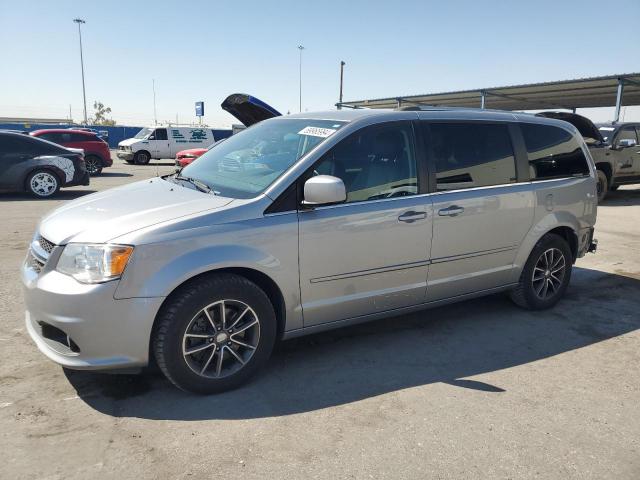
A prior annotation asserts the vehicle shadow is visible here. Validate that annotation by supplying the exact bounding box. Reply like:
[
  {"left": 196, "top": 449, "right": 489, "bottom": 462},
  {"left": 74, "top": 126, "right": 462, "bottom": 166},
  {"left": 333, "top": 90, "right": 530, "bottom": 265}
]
[
  {"left": 0, "top": 189, "right": 96, "bottom": 201},
  {"left": 98, "top": 172, "right": 133, "bottom": 178},
  {"left": 601, "top": 186, "right": 640, "bottom": 206},
  {"left": 65, "top": 267, "right": 640, "bottom": 420}
]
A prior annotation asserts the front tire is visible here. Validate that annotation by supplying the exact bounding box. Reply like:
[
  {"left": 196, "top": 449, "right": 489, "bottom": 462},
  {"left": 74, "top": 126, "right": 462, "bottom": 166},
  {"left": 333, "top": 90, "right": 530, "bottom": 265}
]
[
  {"left": 153, "top": 274, "right": 277, "bottom": 394},
  {"left": 596, "top": 169, "right": 608, "bottom": 202},
  {"left": 133, "top": 151, "right": 151, "bottom": 165},
  {"left": 26, "top": 170, "right": 60, "bottom": 198},
  {"left": 510, "top": 233, "right": 573, "bottom": 310}
]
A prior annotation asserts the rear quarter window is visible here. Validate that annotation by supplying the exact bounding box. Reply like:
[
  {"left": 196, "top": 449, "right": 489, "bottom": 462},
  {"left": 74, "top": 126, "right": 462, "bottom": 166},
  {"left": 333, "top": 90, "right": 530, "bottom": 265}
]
[{"left": 520, "top": 123, "right": 589, "bottom": 180}]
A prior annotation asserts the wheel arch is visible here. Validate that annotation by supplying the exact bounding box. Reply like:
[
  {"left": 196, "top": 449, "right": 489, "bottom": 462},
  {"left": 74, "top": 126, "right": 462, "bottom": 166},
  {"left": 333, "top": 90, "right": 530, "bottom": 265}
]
[
  {"left": 22, "top": 166, "right": 64, "bottom": 191},
  {"left": 595, "top": 162, "right": 612, "bottom": 183},
  {"left": 513, "top": 215, "right": 581, "bottom": 279},
  {"left": 150, "top": 266, "right": 287, "bottom": 344}
]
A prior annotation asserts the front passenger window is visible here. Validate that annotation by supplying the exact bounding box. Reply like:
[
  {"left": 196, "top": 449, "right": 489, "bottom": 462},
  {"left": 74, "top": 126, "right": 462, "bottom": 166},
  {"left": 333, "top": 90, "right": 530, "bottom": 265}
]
[
  {"left": 312, "top": 123, "right": 418, "bottom": 203},
  {"left": 154, "top": 128, "right": 168, "bottom": 141}
]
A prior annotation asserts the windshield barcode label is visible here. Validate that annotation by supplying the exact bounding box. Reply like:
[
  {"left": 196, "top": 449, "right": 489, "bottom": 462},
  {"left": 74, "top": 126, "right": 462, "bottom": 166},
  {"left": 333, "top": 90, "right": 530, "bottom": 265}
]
[{"left": 298, "top": 126, "right": 337, "bottom": 138}]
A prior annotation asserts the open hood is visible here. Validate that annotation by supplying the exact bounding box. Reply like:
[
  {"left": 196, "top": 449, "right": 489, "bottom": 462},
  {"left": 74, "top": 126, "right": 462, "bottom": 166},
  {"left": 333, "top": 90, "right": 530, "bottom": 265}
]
[
  {"left": 536, "top": 111, "right": 604, "bottom": 144},
  {"left": 221, "top": 93, "right": 281, "bottom": 127}
]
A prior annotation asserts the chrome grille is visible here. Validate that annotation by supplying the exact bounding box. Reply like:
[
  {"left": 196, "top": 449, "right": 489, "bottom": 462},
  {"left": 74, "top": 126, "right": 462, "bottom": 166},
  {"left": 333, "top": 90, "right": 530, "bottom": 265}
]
[
  {"left": 38, "top": 235, "right": 55, "bottom": 255},
  {"left": 27, "top": 252, "right": 45, "bottom": 273}
]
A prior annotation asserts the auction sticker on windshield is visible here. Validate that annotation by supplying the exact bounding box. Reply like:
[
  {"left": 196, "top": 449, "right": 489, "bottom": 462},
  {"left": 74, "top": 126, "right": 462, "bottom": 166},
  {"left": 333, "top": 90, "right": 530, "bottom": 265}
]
[{"left": 298, "top": 126, "right": 337, "bottom": 138}]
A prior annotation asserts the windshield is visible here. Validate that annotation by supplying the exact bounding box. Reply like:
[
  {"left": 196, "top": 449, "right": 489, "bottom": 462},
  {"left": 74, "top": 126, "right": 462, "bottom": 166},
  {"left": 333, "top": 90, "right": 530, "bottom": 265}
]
[
  {"left": 179, "top": 118, "right": 347, "bottom": 198},
  {"left": 597, "top": 126, "right": 616, "bottom": 143},
  {"left": 134, "top": 127, "right": 153, "bottom": 139}
]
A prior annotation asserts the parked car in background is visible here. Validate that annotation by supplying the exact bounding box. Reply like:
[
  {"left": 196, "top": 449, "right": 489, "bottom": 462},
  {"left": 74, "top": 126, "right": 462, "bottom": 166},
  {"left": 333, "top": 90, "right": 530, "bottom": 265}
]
[
  {"left": 70, "top": 127, "right": 109, "bottom": 143},
  {"left": 23, "top": 107, "right": 597, "bottom": 393},
  {"left": 117, "top": 127, "right": 217, "bottom": 165},
  {"left": 174, "top": 146, "right": 209, "bottom": 168},
  {"left": 537, "top": 112, "right": 640, "bottom": 201},
  {"left": 30, "top": 129, "right": 112, "bottom": 176},
  {"left": 0, "top": 131, "right": 89, "bottom": 197},
  {"left": 174, "top": 139, "right": 228, "bottom": 169}
]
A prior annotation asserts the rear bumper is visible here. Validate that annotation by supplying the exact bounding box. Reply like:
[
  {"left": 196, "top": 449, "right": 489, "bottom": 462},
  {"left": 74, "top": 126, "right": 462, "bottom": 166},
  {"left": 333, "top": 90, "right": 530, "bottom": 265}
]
[{"left": 65, "top": 170, "right": 90, "bottom": 187}]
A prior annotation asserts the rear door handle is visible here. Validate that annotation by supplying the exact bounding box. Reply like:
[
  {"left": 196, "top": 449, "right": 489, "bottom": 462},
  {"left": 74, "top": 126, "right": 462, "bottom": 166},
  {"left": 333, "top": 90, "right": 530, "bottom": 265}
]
[
  {"left": 438, "top": 205, "right": 465, "bottom": 217},
  {"left": 398, "top": 211, "right": 427, "bottom": 223}
]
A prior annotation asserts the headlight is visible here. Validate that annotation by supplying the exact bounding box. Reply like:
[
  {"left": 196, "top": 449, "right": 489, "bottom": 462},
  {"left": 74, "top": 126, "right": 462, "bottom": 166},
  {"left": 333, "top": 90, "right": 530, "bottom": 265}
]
[{"left": 57, "top": 244, "right": 134, "bottom": 283}]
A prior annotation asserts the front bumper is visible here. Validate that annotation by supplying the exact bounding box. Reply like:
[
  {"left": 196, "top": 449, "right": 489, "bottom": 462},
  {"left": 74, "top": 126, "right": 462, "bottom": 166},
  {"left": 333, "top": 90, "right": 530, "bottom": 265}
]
[
  {"left": 22, "top": 258, "right": 165, "bottom": 370},
  {"left": 117, "top": 150, "right": 134, "bottom": 161}
]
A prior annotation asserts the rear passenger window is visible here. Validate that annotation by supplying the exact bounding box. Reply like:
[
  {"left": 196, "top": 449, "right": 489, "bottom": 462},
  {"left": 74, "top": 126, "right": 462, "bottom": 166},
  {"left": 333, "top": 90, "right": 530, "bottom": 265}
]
[
  {"left": 429, "top": 123, "right": 516, "bottom": 191},
  {"left": 521, "top": 123, "right": 589, "bottom": 180}
]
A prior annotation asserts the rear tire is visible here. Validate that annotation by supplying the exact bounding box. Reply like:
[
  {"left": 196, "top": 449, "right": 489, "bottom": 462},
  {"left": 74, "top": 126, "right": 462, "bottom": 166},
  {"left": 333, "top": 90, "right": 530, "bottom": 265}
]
[
  {"left": 510, "top": 233, "right": 573, "bottom": 310},
  {"left": 153, "top": 273, "right": 277, "bottom": 394},
  {"left": 134, "top": 151, "right": 151, "bottom": 165},
  {"left": 596, "top": 169, "right": 608, "bottom": 202},
  {"left": 26, "top": 170, "right": 60, "bottom": 198},
  {"left": 85, "top": 155, "right": 103, "bottom": 175}
]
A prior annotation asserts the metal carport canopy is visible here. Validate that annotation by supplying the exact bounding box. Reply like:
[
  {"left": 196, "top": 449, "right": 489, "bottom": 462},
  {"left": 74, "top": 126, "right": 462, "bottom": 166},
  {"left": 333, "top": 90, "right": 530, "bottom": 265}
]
[{"left": 340, "top": 73, "right": 640, "bottom": 121}]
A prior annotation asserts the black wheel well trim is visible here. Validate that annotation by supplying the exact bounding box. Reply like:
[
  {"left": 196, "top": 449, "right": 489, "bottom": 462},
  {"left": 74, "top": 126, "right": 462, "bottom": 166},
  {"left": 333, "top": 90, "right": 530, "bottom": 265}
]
[
  {"left": 23, "top": 166, "right": 64, "bottom": 190},
  {"left": 543, "top": 226, "right": 579, "bottom": 262},
  {"left": 595, "top": 162, "right": 612, "bottom": 182},
  {"left": 149, "top": 267, "right": 287, "bottom": 365}
]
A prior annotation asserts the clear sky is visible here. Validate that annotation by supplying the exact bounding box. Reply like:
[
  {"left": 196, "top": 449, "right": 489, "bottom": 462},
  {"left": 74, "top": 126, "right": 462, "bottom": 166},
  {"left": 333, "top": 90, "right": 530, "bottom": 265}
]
[{"left": 1, "top": 0, "right": 639, "bottom": 127}]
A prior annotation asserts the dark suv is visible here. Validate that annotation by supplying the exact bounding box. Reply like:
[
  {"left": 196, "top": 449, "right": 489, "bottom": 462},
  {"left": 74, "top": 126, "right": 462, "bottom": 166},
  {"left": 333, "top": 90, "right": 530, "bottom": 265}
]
[{"left": 0, "top": 132, "right": 89, "bottom": 198}]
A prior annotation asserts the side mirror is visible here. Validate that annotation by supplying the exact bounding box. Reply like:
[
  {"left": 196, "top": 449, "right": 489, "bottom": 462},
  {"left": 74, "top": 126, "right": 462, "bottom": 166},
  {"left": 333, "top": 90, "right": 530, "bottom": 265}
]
[
  {"left": 616, "top": 138, "right": 636, "bottom": 149},
  {"left": 148, "top": 135, "right": 156, "bottom": 140},
  {"left": 302, "top": 175, "right": 346, "bottom": 207}
]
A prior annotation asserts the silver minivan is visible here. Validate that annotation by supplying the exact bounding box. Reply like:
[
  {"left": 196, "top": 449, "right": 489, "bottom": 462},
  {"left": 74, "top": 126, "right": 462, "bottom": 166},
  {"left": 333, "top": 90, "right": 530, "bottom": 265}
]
[{"left": 22, "top": 107, "right": 598, "bottom": 393}]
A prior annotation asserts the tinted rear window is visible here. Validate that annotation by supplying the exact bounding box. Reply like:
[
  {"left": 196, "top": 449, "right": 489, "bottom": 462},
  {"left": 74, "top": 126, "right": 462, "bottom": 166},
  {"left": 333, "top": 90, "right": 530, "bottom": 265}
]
[
  {"left": 429, "top": 122, "right": 517, "bottom": 191},
  {"left": 521, "top": 123, "right": 589, "bottom": 180}
]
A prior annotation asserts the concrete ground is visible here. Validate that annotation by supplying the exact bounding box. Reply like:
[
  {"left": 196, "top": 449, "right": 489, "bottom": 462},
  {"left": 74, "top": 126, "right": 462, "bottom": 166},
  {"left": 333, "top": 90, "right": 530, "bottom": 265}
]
[{"left": 1, "top": 156, "right": 639, "bottom": 480}]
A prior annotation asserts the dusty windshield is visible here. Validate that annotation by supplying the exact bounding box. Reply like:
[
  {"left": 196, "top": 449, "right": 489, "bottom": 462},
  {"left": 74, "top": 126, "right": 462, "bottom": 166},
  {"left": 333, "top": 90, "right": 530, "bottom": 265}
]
[
  {"left": 134, "top": 128, "right": 153, "bottom": 139},
  {"left": 179, "top": 118, "right": 347, "bottom": 198},
  {"left": 597, "top": 126, "right": 616, "bottom": 143}
]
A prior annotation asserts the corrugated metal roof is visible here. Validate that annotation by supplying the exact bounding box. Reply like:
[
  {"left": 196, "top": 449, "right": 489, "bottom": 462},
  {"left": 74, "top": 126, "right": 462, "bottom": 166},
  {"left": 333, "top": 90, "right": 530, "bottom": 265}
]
[{"left": 340, "top": 73, "right": 640, "bottom": 111}]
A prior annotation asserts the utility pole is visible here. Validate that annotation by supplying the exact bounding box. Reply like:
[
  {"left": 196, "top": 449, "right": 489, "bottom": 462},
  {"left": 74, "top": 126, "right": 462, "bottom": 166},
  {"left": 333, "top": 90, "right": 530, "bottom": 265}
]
[
  {"left": 152, "top": 79, "right": 158, "bottom": 125},
  {"left": 338, "top": 61, "right": 346, "bottom": 109},
  {"left": 298, "top": 45, "right": 305, "bottom": 112},
  {"left": 73, "top": 18, "right": 88, "bottom": 125}
]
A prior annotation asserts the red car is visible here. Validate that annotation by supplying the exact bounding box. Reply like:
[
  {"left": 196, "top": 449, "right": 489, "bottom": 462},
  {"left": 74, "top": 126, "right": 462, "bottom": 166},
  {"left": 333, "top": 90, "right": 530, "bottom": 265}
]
[
  {"left": 175, "top": 147, "right": 208, "bottom": 168},
  {"left": 30, "top": 129, "right": 112, "bottom": 175}
]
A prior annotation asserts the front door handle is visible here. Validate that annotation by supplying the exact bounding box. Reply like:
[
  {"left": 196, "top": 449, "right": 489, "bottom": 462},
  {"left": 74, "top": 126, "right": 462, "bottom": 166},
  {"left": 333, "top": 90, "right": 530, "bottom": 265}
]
[
  {"left": 398, "top": 211, "right": 427, "bottom": 223},
  {"left": 438, "top": 205, "right": 465, "bottom": 217}
]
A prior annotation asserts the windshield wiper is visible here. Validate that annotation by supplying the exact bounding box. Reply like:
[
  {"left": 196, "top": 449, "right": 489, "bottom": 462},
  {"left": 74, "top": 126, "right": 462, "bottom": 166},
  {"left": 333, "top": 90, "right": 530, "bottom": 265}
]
[{"left": 172, "top": 174, "right": 216, "bottom": 195}]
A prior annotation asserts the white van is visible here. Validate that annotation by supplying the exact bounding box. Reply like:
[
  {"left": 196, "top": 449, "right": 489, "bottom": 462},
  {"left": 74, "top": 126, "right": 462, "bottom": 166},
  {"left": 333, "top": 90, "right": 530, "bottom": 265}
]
[{"left": 117, "top": 127, "right": 217, "bottom": 165}]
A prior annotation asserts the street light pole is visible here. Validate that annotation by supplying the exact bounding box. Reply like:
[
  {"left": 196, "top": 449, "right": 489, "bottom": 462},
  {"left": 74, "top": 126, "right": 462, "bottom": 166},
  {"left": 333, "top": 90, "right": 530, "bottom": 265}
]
[
  {"left": 298, "top": 45, "right": 305, "bottom": 113},
  {"left": 338, "top": 61, "right": 346, "bottom": 109},
  {"left": 73, "top": 18, "right": 88, "bottom": 125},
  {"left": 152, "top": 79, "right": 157, "bottom": 125}
]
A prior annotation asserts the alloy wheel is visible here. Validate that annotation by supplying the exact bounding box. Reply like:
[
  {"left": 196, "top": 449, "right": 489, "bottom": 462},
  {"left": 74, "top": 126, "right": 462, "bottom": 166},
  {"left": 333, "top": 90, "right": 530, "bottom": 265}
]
[
  {"left": 30, "top": 172, "right": 58, "bottom": 197},
  {"left": 85, "top": 157, "right": 101, "bottom": 175},
  {"left": 532, "top": 248, "right": 565, "bottom": 300},
  {"left": 182, "top": 299, "right": 260, "bottom": 379}
]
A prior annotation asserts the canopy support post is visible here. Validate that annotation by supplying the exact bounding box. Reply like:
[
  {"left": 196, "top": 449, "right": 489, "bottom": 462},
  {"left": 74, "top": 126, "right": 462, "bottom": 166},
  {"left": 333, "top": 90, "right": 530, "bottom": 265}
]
[{"left": 614, "top": 78, "right": 624, "bottom": 123}]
